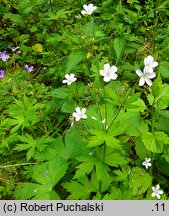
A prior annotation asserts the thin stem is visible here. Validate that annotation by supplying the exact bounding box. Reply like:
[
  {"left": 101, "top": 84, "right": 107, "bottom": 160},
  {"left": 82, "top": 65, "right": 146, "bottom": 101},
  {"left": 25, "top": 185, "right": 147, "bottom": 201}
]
[
  {"left": 103, "top": 85, "right": 107, "bottom": 131},
  {"left": 150, "top": 98, "right": 156, "bottom": 134},
  {"left": 0, "top": 162, "right": 40, "bottom": 169},
  {"left": 107, "top": 104, "right": 122, "bottom": 132},
  {"left": 107, "top": 89, "right": 131, "bottom": 132},
  {"left": 103, "top": 141, "right": 106, "bottom": 164}
]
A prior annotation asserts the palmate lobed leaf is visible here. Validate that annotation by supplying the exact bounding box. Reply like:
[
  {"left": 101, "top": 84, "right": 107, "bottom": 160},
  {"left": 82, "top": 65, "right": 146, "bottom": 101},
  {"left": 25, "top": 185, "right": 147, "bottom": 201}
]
[
  {"left": 142, "top": 131, "right": 169, "bottom": 153},
  {"left": 15, "top": 156, "right": 69, "bottom": 199},
  {"left": 73, "top": 159, "right": 95, "bottom": 179},
  {"left": 87, "top": 129, "right": 122, "bottom": 149},
  {"left": 129, "top": 167, "right": 152, "bottom": 196},
  {"left": 14, "top": 183, "right": 60, "bottom": 200},
  {"left": 105, "top": 152, "right": 128, "bottom": 167},
  {"left": 14, "top": 134, "right": 55, "bottom": 161},
  {"left": 62, "top": 175, "right": 95, "bottom": 200}
]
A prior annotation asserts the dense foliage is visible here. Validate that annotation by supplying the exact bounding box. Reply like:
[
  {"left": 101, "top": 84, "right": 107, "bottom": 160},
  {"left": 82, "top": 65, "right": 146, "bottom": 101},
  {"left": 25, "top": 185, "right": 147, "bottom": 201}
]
[{"left": 0, "top": 0, "right": 169, "bottom": 200}]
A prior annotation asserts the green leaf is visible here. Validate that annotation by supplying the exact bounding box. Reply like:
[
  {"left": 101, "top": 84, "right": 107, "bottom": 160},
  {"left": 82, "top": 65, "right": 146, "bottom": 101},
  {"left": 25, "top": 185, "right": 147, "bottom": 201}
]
[
  {"left": 159, "top": 110, "right": 169, "bottom": 119},
  {"left": 112, "top": 37, "right": 126, "bottom": 62},
  {"left": 4, "top": 13, "right": 25, "bottom": 26},
  {"left": 155, "top": 157, "right": 169, "bottom": 176},
  {"left": 103, "top": 186, "right": 122, "bottom": 200},
  {"left": 141, "top": 131, "right": 167, "bottom": 153},
  {"left": 83, "top": 20, "right": 96, "bottom": 37},
  {"left": 64, "top": 127, "right": 87, "bottom": 158},
  {"left": 105, "top": 149, "right": 127, "bottom": 167},
  {"left": 32, "top": 43, "right": 43, "bottom": 52},
  {"left": 74, "top": 157, "right": 95, "bottom": 179},
  {"left": 114, "top": 168, "right": 130, "bottom": 182},
  {"left": 62, "top": 175, "right": 96, "bottom": 200},
  {"left": 61, "top": 100, "right": 77, "bottom": 113},
  {"left": 34, "top": 137, "right": 68, "bottom": 161},
  {"left": 14, "top": 183, "right": 50, "bottom": 200},
  {"left": 129, "top": 167, "right": 152, "bottom": 196},
  {"left": 48, "top": 156, "right": 69, "bottom": 188},
  {"left": 87, "top": 129, "right": 121, "bottom": 149},
  {"left": 14, "top": 135, "right": 54, "bottom": 161},
  {"left": 32, "top": 155, "right": 69, "bottom": 189},
  {"left": 135, "top": 137, "right": 148, "bottom": 160},
  {"left": 158, "top": 61, "right": 169, "bottom": 78},
  {"left": 66, "top": 51, "right": 87, "bottom": 72},
  {"left": 95, "top": 160, "right": 112, "bottom": 189},
  {"left": 46, "top": 10, "right": 70, "bottom": 20},
  {"left": 49, "top": 88, "right": 70, "bottom": 99}
]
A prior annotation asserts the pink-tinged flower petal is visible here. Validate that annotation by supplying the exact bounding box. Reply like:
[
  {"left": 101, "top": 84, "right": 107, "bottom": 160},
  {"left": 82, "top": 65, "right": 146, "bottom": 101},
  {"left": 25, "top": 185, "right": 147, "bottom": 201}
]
[
  {"left": 62, "top": 80, "right": 68, "bottom": 84},
  {"left": 136, "top": 69, "right": 143, "bottom": 77},
  {"left": 143, "top": 66, "right": 152, "bottom": 73},
  {"left": 83, "top": 4, "right": 88, "bottom": 11},
  {"left": 103, "top": 76, "right": 111, "bottom": 82},
  {"left": 152, "top": 62, "right": 158, "bottom": 68},
  {"left": 88, "top": 3, "right": 94, "bottom": 8},
  {"left": 81, "top": 10, "right": 87, "bottom": 14},
  {"left": 100, "top": 69, "right": 106, "bottom": 76},
  {"left": 82, "top": 114, "right": 87, "bottom": 119},
  {"left": 110, "top": 66, "right": 118, "bottom": 73},
  {"left": 144, "top": 55, "right": 153, "bottom": 65},
  {"left": 145, "top": 78, "right": 152, "bottom": 86},
  {"left": 110, "top": 73, "right": 118, "bottom": 80},
  {"left": 81, "top": 108, "right": 86, "bottom": 115},
  {"left": 104, "top": 63, "right": 110, "bottom": 70},
  {"left": 65, "top": 74, "right": 70, "bottom": 79},
  {"left": 148, "top": 72, "right": 156, "bottom": 79},
  {"left": 69, "top": 73, "right": 75, "bottom": 78},
  {"left": 75, "top": 107, "right": 80, "bottom": 113},
  {"left": 139, "top": 77, "right": 145, "bottom": 86}
]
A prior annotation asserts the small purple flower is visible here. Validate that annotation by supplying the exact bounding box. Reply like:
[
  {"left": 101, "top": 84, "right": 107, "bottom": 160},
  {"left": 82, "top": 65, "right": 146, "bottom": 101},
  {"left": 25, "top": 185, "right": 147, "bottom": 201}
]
[
  {"left": 25, "top": 64, "right": 34, "bottom": 72},
  {"left": 0, "top": 69, "right": 5, "bottom": 79},
  {"left": 11, "top": 46, "right": 20, "bottom": 51},
  {"left": 10, "top": 46, "right": 21, "bottom": 54},
  {"left": 0, "top": 51, "right": 10, "bottom": 61}
]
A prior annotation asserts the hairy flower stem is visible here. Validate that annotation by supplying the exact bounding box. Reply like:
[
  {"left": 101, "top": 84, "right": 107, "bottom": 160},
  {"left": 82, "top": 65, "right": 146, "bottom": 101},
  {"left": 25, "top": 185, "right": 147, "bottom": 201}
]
[
  {"left": 70, "top": 85, "right": 78, "bottom": 101},
  {"left": 103, "top": 141, "right": 106, "bottom": 164},
  {"left": 107, "top": 89, "right": 131, "bottom": 132},
  {"left": 150, "top": 98, "right": 156, "bottom": 175},
  {"left": 150, "top": 98, "right": 156, "bottom": 134},
  {"left": 103, "top": 85, "right": 107, "bottom": 131}
]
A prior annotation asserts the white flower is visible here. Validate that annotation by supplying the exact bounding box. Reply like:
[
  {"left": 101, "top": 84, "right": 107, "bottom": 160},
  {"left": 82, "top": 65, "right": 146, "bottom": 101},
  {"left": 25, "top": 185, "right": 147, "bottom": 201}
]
[
  {"left": 81, "top": 3, "right": 97, "bottom": 15},
  {"left": 72, "top": 107, "right": 87, "bottom": 121},
  {"left": 62, "top": 74, "right": 77, "bottom": 85},
  {"left": 136, "top": 67, "right": 156, "bottom": 86},
  {"left": 142, "top": 158, "right": 151, "bottom": 169},
  {"left": 144, "top": 56, "right": 158, "bottom": 73},
  {"left": 100, "top": 63, "right": 118, "bottom": 82},
  {"left": 151, "top": 185, "right": 164, "bottom": 199}
]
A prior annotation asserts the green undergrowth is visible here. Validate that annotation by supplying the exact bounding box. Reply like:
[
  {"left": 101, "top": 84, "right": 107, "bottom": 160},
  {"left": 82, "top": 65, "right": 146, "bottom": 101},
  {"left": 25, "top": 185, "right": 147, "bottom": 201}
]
[{"left": 0, "top": 0, "right": 169, "bottom": 200}]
